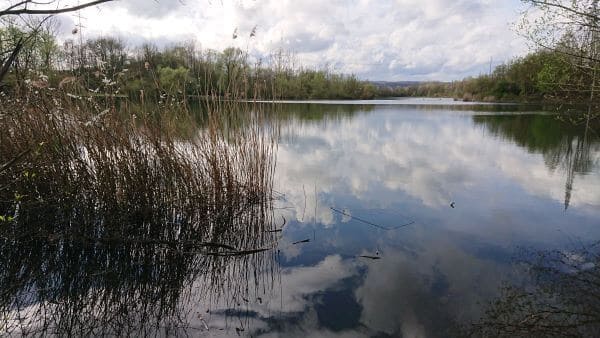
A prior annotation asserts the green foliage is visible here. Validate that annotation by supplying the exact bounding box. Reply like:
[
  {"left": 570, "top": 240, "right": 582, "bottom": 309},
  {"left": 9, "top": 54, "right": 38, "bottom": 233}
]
[
  {"left": 393, "top": 49, "right": 588, "bottom": 103},
  {"left": 1, "top": 25, "right": 60, "bottom": 89},
  {"left": 158, "top": 66, "right": 190, "bottom": 93},
  {"left": 1, "top": 27, "right": 378, "bottom": 101},
  {"left": 0, "top": 215, "right": 14, "bottom": 222},
  {"left": 535, "top": 53, "right": 571, "bottom": 95}
]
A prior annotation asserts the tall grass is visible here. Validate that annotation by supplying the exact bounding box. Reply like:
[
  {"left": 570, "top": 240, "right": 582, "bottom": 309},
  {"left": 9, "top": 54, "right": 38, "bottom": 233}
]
[{"left": 0, "top": 81, "right": 280, "bottom": 335}]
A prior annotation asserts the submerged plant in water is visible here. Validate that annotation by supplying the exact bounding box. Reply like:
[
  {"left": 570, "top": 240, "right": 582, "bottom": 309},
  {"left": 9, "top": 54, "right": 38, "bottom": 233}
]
[{"left": 470, "top": 245, "right": 600, "bottom": 337}]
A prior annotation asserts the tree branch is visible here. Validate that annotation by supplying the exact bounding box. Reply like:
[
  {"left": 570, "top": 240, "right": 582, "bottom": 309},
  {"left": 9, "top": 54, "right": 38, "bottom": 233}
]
[
  {"left": 0, "top": 0, "right": 115, "bottom": 17},
  {"left": 0, "top": 38, "right": 23, "bottom": 83},
  {"left": 527, "top": 0, "right": 600, "bottom": 22}
]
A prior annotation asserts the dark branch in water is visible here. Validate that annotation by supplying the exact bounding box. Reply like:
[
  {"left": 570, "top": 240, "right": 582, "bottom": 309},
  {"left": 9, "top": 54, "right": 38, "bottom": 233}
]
[
  {"left": 79, "top": 237, "right": 239, "bottom": 251},
  {"left": 205, "top": 247, "right": 272, "bottom": 256},
  {"left": 74, "top": 237, "right": 279, "bottom": 257},
  {"left": 292, "top": 239, "right": 310, "bottom": 245},
  {"left": 358, "top": 255, "right": 381, "bottom": 260},
  {"left": 330, "top": 207, "right": 415, "bottom": 230}
]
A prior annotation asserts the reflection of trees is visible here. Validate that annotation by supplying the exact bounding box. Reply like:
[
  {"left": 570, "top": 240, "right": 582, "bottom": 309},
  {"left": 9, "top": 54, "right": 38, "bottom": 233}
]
[
  {"left": 471, "top": 246, "right": 600, "bottom": 337},
  {"left": 263, "top": 103, "right": 372, "bottom": 123},
  {"left": 263, "top": 102, "right": 542, "bottom": 124},
  {"left": 473, "top": 114, "right": 599, "bottom": 209},
  {"left": 557, "top": 122, "right": 594, "bottom": 209}
]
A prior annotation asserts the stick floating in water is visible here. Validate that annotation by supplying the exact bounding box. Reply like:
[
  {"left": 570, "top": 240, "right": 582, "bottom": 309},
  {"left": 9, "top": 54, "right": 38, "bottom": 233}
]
[
  {"left": 330, "top": 207, "right": 414, "bottom": 230},
  {"left": 358, "top": 255, "right": 381, "bottom": 260},
  {"left": 205, "top": 247, "right": 271, "bottom": 256}
]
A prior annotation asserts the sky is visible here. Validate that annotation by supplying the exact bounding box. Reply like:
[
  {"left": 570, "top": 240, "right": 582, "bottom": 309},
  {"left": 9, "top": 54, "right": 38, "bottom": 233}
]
[{"left": 38, "top": 0, "right": 528, "bottom": 81}]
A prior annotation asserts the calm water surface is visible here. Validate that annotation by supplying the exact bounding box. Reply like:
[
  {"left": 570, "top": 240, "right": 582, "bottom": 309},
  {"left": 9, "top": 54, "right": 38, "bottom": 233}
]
[
  {"left": 3, "top": 98, "right": 600, "bottom": 336},
  {"left": 263, "top": 100, "right": 600, "bottom": 337}
]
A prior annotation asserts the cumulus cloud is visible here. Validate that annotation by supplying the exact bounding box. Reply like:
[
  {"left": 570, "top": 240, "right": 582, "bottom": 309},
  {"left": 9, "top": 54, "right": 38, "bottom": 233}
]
[
  {"left": 118, "top": 0, "right": 186, "bottom": 18},
  {"left": 59, "top": 0, "right": 529, "bottom": 80}
]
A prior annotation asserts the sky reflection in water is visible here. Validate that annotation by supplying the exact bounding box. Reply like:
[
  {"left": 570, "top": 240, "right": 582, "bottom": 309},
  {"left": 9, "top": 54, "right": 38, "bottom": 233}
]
[
  {"left": 3, "top": 102, "right": 600, "bottom": 337},
  {"left": 257, "top": 103, "right": 600, "bottom": 337}
]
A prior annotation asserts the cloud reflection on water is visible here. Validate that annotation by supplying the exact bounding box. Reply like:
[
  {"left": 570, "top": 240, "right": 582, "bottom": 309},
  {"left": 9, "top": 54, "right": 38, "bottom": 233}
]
[
  {"left": 246, "top": 104, "right": 600, "bottom": 336},
  {"left": 274, "top": 106, "right": 600, "bottom": 239}
]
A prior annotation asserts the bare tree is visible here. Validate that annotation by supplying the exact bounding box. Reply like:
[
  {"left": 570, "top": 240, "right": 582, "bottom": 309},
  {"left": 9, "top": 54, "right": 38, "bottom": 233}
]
[{"left": 0, "top": 0, "right": 115, "bottom": 83}]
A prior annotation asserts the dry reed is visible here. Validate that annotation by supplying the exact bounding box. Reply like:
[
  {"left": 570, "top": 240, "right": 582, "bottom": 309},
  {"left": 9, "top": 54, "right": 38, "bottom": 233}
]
[{"left": 0, "top": 83, "right": 280, "bottom": 335}]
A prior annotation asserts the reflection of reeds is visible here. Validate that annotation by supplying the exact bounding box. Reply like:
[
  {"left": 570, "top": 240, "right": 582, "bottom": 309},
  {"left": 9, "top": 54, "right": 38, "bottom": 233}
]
[
  {"left": 470, "top": 246, "right": 600, "bottom": 337},
  {"left": 0, "top": 89, "right": 279, "bottom": 335}
]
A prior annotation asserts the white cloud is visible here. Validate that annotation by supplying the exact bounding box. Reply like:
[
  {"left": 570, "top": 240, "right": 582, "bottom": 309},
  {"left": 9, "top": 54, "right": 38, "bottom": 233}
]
[{"left": 52, "top": 0, "right": 529, "bottom": 80}]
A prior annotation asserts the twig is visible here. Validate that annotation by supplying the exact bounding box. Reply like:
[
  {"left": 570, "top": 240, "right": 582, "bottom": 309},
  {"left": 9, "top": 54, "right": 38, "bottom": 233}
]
[
  {"left": 357, "top": 255, "right": 381, "bottom": 260},
  {"left": 330, "top": 207, "right": 415, "bottom": 230}
]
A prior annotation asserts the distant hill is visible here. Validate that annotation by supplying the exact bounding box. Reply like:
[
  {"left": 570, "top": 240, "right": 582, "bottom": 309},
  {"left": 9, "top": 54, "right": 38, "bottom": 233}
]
[
  {"left": 370, "top": 81, "right": 423, "bottom": 88},
  {"left": 370, "top": 81, "right": 452, "bottom": 89}
]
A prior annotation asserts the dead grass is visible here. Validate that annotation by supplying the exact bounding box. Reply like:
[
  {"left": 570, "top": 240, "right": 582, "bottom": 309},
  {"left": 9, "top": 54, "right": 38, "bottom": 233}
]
[{"left": 0, "top": 85, "right": 280, "bottom": 335}]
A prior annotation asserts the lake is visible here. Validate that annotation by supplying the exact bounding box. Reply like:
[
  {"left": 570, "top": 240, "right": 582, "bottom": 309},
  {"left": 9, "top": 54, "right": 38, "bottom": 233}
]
[{"left": 2, "top": 98, "right": 600, "bottom": 336}]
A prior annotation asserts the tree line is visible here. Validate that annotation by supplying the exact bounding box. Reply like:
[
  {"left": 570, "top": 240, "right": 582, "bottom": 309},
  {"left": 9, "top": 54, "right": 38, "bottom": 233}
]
[
  {"left": 3, "top": 0, "right": 599, "bottom": 106},
  {"left": 392, "top": 50, "right": 573, "bottom": 102},
  {"left": 0, "top": 25, "right": 377, "bottom": 101}
]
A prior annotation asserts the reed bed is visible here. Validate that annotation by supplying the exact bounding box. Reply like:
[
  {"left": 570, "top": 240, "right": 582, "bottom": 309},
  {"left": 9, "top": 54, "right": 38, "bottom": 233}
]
[{"left": 0, "top": 87, "right": 280, "bottom": 335}]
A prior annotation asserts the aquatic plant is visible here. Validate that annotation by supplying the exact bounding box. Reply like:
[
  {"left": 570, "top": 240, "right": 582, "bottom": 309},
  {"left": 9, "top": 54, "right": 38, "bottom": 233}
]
[
  {"left": 470, "top": 245, "right": 600, "bottom": 337},
  {"left": 0, "top": 81, "right": 280, "bottom": 335}
]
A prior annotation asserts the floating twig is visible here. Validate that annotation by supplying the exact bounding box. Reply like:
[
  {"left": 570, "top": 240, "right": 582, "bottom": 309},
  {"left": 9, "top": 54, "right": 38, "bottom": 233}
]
[
  {"left": 330, "top": 207, "right": 414, "bottom": 230},
  {"left": 358, "top": 255, "right": 381, "bottom": 260},
  {"left": 205, "top": 247, "right": 272, "bottom": 257},
  {"left": 81, "top": 236, "right": 239, "bottom": 251},
  {"left": 292, "top": 239, "right": 310, "bottom": 245}
]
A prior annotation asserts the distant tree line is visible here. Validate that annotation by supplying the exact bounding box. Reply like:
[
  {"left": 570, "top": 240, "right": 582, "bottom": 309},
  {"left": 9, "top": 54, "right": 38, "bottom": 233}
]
[
  {"left": 393, "top": 0, "right": 600, "bottom": 110},
  {"left": 390, "top": 50, "right": 573, "bottom": 102},
  {"left": 0, "top": 24, "right": 377, "bottom": 101}
]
